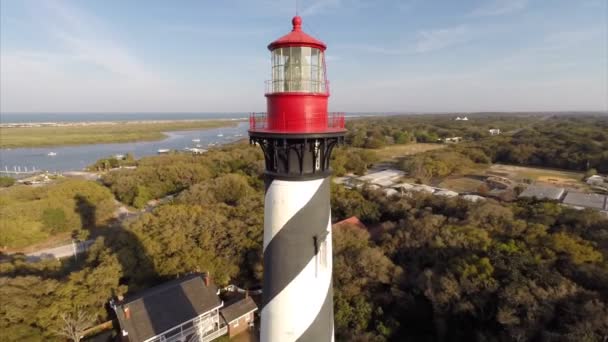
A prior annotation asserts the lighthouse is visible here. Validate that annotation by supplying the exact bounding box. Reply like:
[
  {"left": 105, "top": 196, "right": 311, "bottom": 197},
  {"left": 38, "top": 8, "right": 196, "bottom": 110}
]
[{"left": 249, "top": 16, "right": 345, "bottom": 342}]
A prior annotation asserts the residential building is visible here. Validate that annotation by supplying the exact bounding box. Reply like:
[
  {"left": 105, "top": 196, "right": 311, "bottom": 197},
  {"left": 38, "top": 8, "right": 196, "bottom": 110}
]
[
  {"left": 219, "top": 296, "right": 257, "bottom": 338},
  {"left": 333, "top": 216, "right": 368, "bottom": 231},
  {"left": 113, "top": 274, "right": 257, "bottom": 342}
]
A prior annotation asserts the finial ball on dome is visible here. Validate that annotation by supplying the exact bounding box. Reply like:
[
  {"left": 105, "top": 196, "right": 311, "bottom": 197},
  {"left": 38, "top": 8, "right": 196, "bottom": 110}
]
[{"left": 292, "top": 16, "right": 302, "bottom": 30}]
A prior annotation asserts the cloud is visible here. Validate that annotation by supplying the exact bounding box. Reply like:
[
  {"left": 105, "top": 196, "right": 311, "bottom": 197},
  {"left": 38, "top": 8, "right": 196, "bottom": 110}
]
[
  {"left": 300, "top": 0, "right": 342, "bottom": 16},
  {"left": 414, "top": 25, "right": 473, "bottom": 53},
  {"left": 337, "top": 24, "right": 475, "bottom": 55},
  {"left": 471, "top": 0, "right": 528, "bottom": 16},
  {"left": 164, "top": 25, "right": 272, "bottom": 38},
  {"left": 299, "top": 0, "right": 371, "bottom": 16}
]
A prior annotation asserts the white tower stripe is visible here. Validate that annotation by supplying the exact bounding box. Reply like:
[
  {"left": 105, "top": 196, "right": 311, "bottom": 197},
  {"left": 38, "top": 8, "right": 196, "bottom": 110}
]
[
  {"left": 262, "top": 178, "right": 325, "bottom": 251},
  {"left": 261, "top": 177, "right": 334, "bottom": 342}
]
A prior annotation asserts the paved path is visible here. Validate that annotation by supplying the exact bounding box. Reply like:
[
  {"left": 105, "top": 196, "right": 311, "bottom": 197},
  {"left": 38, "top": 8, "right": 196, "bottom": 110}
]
[{"left": 25, "top": 240, "right": 95, "bottom": 262}]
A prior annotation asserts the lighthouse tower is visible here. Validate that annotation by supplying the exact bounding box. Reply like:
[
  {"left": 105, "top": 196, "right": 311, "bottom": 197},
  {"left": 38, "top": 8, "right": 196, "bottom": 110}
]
[{"left": 249, "top": 16, "right": 345, "bottom": 342}]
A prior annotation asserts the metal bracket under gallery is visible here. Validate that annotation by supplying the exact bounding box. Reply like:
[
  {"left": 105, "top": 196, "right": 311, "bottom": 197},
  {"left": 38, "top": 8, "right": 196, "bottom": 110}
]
[{"left": 250, "top": 135, "right": 344, "bottom": 179}]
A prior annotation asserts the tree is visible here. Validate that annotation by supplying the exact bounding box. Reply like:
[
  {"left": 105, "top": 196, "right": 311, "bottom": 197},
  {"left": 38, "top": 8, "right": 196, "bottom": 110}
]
[
  {"left": 133, "top": 185, "right": 152, "bottom": 209},
  {"left": 52, "top": 309, "right": 92, "bottom": 342}
]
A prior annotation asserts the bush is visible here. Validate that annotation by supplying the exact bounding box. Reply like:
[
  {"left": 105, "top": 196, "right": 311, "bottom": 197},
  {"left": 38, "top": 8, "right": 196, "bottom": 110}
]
[
  {"left": 41, "top": 208, "right": 68, "bottom": 233},
  {"left": 0, "top": 176, "right": 15, "bottom": 187}
]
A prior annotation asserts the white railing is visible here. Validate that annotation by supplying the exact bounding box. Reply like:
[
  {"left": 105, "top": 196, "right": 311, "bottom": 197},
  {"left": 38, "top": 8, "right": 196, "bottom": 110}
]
[{"left": 146, "top": 306, "right": 227, "bottom": 342}]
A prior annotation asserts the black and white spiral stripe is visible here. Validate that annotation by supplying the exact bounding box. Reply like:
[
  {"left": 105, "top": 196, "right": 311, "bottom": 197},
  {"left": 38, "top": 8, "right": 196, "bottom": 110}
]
[{"left": 261, "top": 176, "right": 334, "bottom": 342}]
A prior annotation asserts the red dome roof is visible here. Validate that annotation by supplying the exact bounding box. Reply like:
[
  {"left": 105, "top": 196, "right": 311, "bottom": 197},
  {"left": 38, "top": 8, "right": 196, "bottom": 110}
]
[{"left": 268, "top": 16, "right": 326, "bottom": 51}]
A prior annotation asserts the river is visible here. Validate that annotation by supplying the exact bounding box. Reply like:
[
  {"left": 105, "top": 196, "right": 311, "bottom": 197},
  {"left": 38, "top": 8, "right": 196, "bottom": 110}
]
[{"left": 0, "top": 122, "right": 249, "bottom": 173}]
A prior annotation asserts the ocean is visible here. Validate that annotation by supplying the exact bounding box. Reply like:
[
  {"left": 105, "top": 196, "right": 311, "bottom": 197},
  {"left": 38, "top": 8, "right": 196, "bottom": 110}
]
[{"left": 0, "top": 112, "right": 249, "bottom": 124}]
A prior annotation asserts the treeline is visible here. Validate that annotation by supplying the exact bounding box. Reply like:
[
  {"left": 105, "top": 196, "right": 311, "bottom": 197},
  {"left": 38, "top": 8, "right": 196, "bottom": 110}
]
[
  {"left": 345, "top": 114, "right": 538, "bottom": 149},
  {"left": 461, "top": 116, "right": 608, "bottom": 173},
  {"left": 350, "top": 114, "right": 608, "bottom": 177},
  {"left": 0, "top": 179, "right": 115, "bottom": 249},
  {"left": 87, "top": 153, "right": 136, "bottom": 171},
  {"left": 101, "top": 147, "right": 264, "bottom": 208},
  {"left": 330, "top": 186, "right": 608, "bottom": 341}
]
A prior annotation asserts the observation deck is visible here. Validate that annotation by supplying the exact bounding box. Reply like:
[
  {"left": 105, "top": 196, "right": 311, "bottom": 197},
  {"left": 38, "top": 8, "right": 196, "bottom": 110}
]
[{"left": 249, "top": 112, "right": 345, "bottom": 136}]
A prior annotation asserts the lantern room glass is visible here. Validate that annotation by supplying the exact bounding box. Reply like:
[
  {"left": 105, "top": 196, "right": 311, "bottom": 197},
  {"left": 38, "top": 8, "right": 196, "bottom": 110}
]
[{"left": 270, "top": 47, "right": 326, "bottom": 93}]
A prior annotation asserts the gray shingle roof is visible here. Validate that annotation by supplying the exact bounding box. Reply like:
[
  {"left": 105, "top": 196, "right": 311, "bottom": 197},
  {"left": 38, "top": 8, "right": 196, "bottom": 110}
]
[
  {"left": 115, "top": 274, "right": 221, "bottom": 342},
  {"left": 220, "top": 296, "right": 258, "bottom": 324}
]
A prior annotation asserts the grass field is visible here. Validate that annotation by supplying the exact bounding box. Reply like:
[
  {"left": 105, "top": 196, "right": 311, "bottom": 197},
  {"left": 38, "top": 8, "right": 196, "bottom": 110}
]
[
  {"left": 374, "top": 143, "right": 446, "bottom": 161},
  {"left": 438, "top": 177, "right": 485, "bottom": 193},
  {"left": 488, "top": 164, "right": 586, "bottom": 189},
  {"left": 0, "top": 120, "right": 238, "bottom": 148}
]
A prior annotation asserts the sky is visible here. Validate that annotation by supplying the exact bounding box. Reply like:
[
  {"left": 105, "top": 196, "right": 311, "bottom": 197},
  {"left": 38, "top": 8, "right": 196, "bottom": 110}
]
[{"left": 0, "top": 0, "right": 606, "bottom": 113}]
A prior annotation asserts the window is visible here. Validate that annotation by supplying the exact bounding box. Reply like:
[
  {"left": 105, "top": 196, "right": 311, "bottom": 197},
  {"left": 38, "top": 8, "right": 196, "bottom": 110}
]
[
  {"left": 314, "top": 231, "right": 329, "bottom": 277},
  {"left": 270, "top": 47, "right": 326, "bottom": 93}
]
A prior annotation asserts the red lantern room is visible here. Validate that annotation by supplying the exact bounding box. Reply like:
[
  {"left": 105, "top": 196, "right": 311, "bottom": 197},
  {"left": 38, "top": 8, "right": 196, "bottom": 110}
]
[
  {"left": 250, "top": 16, "right": 345, "bottom": 135},
  {"left": 249, "top": 16, "right": 345, "bottom": 179}
]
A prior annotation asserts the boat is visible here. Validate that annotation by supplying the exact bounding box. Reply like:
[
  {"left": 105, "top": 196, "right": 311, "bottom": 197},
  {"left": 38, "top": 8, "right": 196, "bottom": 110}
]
[
  {"left": 157, "top": 149, "right": 170, "bottom": 154},
  {"left": 47, "top": 152, "right": 57, "bottom": 156},
  {"left": 217, "top": 133, "right": 224, "bottom": 137},
  {"left": 192, "top": 138, "right": 200, "bottom": 142}
]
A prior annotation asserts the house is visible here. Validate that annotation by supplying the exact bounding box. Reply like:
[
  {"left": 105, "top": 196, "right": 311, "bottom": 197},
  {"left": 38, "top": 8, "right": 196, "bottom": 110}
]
[
  {"left": 518, "top": 185, "right": 565, "bottom": 201},
  {"left": 333, "top": 216, "right": 368, "bottom": 231},
  {"left": 112, "top": 273, "right": 257, "bottom": 342},
  {"left": 488, "top": 129, "right": 501, "bottom": 136},
  {"left": 219, "top": 296, "right": 257, "bottom": 338}
]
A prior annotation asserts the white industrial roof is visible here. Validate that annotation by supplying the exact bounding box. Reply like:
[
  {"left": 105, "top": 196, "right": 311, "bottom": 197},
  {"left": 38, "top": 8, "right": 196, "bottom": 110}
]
[
  {"left": 563, "top": 192, "right": 607, "bottom": 210},
  {"left": 462, "top": 195, "right": 486, "bottom": 202},
  {"left": 519, "top": 185, "right": 565, "bottom": 201},
  {"left": 435, "top": 190, "right": 459, "bottom": 198}
]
